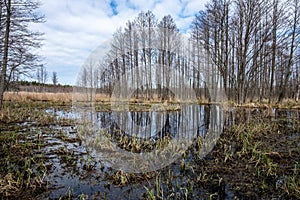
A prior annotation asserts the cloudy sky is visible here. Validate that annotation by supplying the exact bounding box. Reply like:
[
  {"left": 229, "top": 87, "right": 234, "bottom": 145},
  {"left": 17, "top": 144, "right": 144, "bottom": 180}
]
[{"left": 33, "top": 0, "right": 208, "bottom": 85}]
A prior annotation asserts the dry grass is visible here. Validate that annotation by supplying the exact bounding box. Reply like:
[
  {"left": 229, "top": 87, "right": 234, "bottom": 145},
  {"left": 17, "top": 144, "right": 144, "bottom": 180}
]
[
  {"left": 5, "top": 92, "right": 299, "bottom": 109},
  {"left": 229, "top": 98, "right": 300, "bottom": 109},
  {"left": 4, "top": 91, "right": 73, "bottom": 102},
  {"left": 4, "top": 92, "right": 113, "bottom": 103},
  {"left": 5, "top": 91, "right": 197, "bottom": 104},
  {"left": 0, "top": 173, "right": 19, "bottom": 196}
]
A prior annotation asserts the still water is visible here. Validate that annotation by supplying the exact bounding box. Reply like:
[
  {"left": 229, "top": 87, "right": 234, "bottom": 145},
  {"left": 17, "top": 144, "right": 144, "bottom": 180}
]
[{"left": 39, "top": 105, "right": 299, "bottom": 199}]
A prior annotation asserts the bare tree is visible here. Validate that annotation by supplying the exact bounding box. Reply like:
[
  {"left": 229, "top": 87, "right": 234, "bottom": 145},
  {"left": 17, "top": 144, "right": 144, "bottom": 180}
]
[
  {"left": 0, "top": 0, "right": 44, "bottom": 108},
  {"left": 278, "top": 0, "right": 299, "bottom": 102},
  {"left": 158, "top": 15, "right": 179, "bottom": 100},
  {"left": 52, "top": 71, "right": 58, "bottom": 85},
  {"left": 94, "top": 2, "right": 299, "bottom": 104},
  {"left": 36, "top": 65, "right": 47, "bottom": 84},
  {"left": 0, "top": 0, "right": 11, "bottom": 108},
  {"left": 190, "top": 0, "right": 299, "bottom": 103}
]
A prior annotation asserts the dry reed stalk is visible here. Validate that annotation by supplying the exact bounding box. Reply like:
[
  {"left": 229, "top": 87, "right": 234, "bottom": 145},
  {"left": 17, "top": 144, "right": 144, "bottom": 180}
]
[
  {"left": 4, "top": 91, "right": 211, "bottom": 104},
  {"left": 3, "top": 92, "right": 72, "bottom": 102}
]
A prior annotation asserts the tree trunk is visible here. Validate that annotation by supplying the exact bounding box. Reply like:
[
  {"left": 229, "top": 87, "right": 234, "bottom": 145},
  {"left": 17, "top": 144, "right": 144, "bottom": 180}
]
[
  {"left": 278, "top": 0, "right": 298, "bottom": 102},
  {"left": 296, "top": 62, "right": 299, "bottom": 101},
  {"left": 269, "top": 0, "right": 278, "bottom": 103},
  {"left": 0, "top": 0, "right": 11, "bottom": 109}
]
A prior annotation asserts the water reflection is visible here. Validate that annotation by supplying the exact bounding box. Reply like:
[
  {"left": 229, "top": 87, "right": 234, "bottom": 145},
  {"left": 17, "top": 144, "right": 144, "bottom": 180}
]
[
  {"left": 75, "top": 104, "right": 226, "bottom": 172},
  {"left": 43, "top": 105, "right": 299, "bottom": 198},
  {"left": 94, "top": 105, "right": 223, "bottom": 141}
]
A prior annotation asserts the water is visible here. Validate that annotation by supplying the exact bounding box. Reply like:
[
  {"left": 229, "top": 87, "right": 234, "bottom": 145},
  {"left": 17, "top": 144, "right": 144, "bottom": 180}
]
[{"left": 5, "top": 105, "right": 299, "bottom": 199}]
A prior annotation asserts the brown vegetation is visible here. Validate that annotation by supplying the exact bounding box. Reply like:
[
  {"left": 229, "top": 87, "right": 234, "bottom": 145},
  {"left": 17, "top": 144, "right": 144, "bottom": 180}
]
[
  {"left": 3, "top": 91, "right": 73, "bottom": 103},
  {"left": 3, "top": 91, "right": 300, "bottom": 110}
]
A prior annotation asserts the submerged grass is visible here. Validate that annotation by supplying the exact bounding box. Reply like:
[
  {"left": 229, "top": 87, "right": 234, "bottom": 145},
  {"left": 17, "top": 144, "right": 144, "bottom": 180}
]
[
  {"left": 201, "top": 116, "right": 300, "bottom": 199},
  {"left": 0, "top": 101, "right": 73, "bottom": 125},
  {"left": 140, "top": 112, "right": 300, "bottom": 199},
  {"left": 0, "top": 102, "right": 77, "bottom": 199},
  {"left": 0, "top": 131, "right": 48, "bottom": 198},
  {"left": 0, "top": 101, "right": 299, "bottom": 199}
]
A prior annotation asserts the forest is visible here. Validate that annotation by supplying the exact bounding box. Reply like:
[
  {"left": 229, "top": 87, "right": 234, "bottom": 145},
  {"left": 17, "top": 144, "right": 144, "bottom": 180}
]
[{"left": 77, "top": 0, "right": 300, "bottom": 105}]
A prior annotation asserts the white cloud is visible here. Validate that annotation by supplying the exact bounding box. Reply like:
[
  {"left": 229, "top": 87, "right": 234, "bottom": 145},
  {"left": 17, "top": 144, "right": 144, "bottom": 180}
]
[
  {"left": 34, "top": 0, "right": 208, "bottom": 85},
  {"left": 182, "top": 0, "right": 207, "bottom": 16}
]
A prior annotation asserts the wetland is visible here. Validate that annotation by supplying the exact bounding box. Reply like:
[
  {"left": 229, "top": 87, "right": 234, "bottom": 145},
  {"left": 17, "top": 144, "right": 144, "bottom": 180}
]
[{"left": 0, "top": 101, "right": 299, "bottom": 199}]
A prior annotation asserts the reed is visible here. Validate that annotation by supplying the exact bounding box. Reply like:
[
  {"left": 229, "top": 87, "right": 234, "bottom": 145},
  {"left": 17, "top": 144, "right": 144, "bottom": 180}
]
[{"left": 4, "top": 91, "right": 73, "bottom": 102}]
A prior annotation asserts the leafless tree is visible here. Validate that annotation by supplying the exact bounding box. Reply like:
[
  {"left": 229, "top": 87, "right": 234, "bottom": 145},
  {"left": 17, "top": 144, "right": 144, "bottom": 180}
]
[
  {"left": 94, "top": 3, "right": 299, "bottom": 104},
  {"left": 52, "top": 71, "right": 58, "bottom": 85},
  {"left": 0, "top": 0, "right": 44, "bottom": 108},
  {"left": 190, "top": 0, "right": 299, "bottom": 103},
  {"left": 36, "top": 65, "right": 47, "bottom": 84}
]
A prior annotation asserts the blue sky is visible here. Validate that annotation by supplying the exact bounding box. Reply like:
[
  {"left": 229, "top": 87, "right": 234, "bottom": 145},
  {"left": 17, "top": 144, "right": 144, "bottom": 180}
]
[{"left": 32, "top": 0, "right": 208, "bottom": 85}]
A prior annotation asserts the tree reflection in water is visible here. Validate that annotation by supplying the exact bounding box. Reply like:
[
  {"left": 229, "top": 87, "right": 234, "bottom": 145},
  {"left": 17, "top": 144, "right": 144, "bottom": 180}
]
[
  {"left": 95, "top": 104, "right": 224, "bottom": 150},
  {"left": 75, "top": 103, "right": 226, "bottom": 172}
]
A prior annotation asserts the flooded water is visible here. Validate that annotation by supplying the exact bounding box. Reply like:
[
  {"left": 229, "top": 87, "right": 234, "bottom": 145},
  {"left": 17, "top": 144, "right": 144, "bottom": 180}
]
[
  {"left": 1, "top": 104, "right": 299, "bottom": 199},
  {"left": 32, "top": 104, "right": 227, "bottom": 198}
]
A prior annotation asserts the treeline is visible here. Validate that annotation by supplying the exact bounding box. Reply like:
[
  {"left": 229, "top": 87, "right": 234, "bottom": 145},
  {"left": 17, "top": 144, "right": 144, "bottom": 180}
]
[
  {"left": 78, "top": 11, "right": 220, "bottom": 102},
  {"left": 8, "top": 81, "right": 72, "bottom": 93},
  {"left": 78, "top": 0, "right": 299, "bottom": 104},
  {"left": 192, "top": 0, "right": 299, "bottom": 103}
]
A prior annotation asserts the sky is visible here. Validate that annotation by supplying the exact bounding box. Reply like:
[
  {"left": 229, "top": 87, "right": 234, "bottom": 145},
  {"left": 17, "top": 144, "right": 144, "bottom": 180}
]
[{"left": 33, "top": 0, "right": 208, "bottom": 85}]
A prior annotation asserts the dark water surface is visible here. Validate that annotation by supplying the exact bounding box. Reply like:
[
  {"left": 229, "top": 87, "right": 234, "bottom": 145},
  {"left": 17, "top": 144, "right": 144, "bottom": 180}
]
[{"left": 14, "top": 105, "right": 300, "bottom": 199}]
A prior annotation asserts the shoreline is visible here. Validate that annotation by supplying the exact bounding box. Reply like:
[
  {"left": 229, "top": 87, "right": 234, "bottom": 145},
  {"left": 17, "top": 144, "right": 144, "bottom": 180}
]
[{"left": 3, "top": 91, "right": 300, "bottom": 110}]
